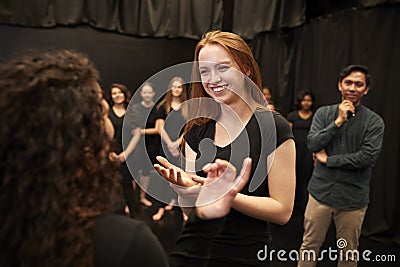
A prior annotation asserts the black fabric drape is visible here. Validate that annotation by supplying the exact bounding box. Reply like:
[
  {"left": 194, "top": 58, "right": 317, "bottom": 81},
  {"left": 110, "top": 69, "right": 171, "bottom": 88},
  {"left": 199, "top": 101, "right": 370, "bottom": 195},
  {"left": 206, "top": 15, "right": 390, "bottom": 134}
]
[
  {"left": 359, "top": 0, "right": 400, "bottom": 7},
  {"left": 1, "top": 0, "right": 400, "bottom": 40},
  {"left": 252, "top": 30, "right": 302, "bottom": 113},
  {"left": 0, "top": 0, "right": 223, "bottom": 39},
  {"left": 232, "top": 0, "right": 306, "bottom": 39},
  {"left": 253, "top": 4, "right": 400, "bottom": 246}
]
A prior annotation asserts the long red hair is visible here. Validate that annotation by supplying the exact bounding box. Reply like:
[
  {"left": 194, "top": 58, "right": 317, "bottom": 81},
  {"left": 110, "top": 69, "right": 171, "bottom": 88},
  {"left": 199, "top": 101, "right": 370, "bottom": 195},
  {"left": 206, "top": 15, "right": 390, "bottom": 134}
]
[{"left": 183, "top": 30, "right": 263, "bottom": 137}]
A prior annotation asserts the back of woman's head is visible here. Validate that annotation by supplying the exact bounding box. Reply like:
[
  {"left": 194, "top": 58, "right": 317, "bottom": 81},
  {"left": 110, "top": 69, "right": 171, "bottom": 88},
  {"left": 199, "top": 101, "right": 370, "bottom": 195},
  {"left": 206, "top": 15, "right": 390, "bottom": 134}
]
[{"left": 0, "top": 50, "right": 119, "bottom": 267}]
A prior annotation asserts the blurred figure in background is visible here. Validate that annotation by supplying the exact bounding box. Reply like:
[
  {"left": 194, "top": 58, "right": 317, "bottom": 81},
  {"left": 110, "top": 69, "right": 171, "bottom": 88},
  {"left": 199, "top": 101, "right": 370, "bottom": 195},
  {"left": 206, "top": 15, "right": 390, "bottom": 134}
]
[
  {"left": 153, "top": 76, "right": 188, "bottom": 221},
  {"left": 287, "top": 90, "right": 315, "bottom": 213},
  {"left": 108, "top": 83, "right": 138, "bottom": 216},
  {"left": 124, "top": 82, "right": 161, "bottom": 207},
  {"left": 262, "top": 86, "right": 272, "bottom": 103}
]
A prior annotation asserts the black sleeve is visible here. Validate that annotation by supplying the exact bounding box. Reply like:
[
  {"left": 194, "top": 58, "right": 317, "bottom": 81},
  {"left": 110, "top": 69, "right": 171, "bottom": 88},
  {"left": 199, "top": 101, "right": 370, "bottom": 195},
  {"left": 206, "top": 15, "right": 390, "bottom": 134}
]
[
  {"left": 274, "top": 113, "right": 294, "bottom": 147},
  {"left": 326, "top": 113, "right": 385, "bottom": 170},
  {"left": 307, "top": 105, "right": 340, "bottom": 152},
  {"left": 183, "top": 125, "right": 200, "bottom": 154},
  {"left": 130, "top": 104, "right": 141, "bottom": 129},
  {"left": 155, "top": 105, "right": 167, "bottom": 121},
  {"left": 286, "top": 111, "right": 295, "bottom": 123},
  {"left": 169, "top": 211, "right": 225, "bottom": 267}
]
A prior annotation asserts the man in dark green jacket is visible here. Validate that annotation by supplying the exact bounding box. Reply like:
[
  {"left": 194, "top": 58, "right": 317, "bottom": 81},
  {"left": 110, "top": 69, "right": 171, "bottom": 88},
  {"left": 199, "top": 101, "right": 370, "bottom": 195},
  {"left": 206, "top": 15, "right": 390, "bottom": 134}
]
[{"left": 298, "top": 65, "right": 385, "bottom": 267}]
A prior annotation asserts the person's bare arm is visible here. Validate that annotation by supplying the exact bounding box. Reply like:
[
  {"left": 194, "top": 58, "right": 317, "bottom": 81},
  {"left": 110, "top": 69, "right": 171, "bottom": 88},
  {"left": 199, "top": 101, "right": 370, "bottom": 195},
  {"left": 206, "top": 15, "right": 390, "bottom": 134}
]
[{"left": 232, "top": 139, "right": 296, "bottom": 225}]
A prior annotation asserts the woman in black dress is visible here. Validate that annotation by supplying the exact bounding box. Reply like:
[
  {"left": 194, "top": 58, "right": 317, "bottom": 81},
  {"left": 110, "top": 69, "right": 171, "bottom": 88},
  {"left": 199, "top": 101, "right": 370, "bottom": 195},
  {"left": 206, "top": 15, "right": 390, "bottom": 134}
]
[
  {"left": 152, "top": 76, "right": 188, "bottom": 221},
  {"left": 154, "top": 30, "right": 296, "bottom": 266},
  {"left": 123, "top": 82, "right": 160, "bottom": 207},
  {"left": 287, "top": 90, "right": 315, "bottom": 213},
  {"left": 107, "top": 83, "right": 138, "bottom": 216}
]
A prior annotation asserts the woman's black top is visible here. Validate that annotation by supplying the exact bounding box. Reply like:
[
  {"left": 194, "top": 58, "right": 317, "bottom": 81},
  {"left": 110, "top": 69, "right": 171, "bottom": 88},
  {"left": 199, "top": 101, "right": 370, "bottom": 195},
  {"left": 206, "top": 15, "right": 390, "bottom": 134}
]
[{"left": 183, "top": 111, "right": 293, "bottom": 266}]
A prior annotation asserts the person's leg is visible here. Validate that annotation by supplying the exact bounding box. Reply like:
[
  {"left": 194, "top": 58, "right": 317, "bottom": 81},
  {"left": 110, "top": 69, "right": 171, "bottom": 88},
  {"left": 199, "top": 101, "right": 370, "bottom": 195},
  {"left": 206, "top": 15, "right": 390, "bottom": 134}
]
[
  {"left": 150, "top": 193, "right": 167, "bottom": 221},
  {"left": 152, "top": 206, "right": 166, "bottom": 221},
  {"left": 164, "top": 179, "right": 178, "bottom": 211},
  {"left": 120, "top": 162, "right": 137, "bottom": 217},
  {"left": 165, "top": 198, "right": 176, "bottom": 211},
  {"left": 139, "top": 174, "right": 153, "bottom": 207},
  {"left": 298, "top": 194, "right": 334, "bottom": 267},
  {"left": 151, "top": 167, "right": 169, "bottom": 221},
  {"left": 333, "top": 206, "right": 367, "bottom": 267},
  {"left": 135, "top": 147, "right": 153, "bottom": 207}
]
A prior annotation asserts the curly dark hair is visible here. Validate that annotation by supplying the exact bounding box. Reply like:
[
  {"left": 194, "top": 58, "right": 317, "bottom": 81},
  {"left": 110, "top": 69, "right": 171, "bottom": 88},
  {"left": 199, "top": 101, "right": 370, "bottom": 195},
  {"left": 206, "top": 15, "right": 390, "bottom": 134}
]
[{"left": 0, "top": 50, "right": 120, "bottom": 267}]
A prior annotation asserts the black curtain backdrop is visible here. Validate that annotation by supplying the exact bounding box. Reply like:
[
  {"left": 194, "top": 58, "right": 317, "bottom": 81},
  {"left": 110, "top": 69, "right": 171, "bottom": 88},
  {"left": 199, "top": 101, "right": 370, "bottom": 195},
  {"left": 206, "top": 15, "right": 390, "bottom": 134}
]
[
  {"left": 0, "top": 0, "right": 223, "bottom": 39},
  {"left": 0, "top": 24, "right": 198, "bottom": 101},
  {"left": 0, "top": 0, "right": 399, "bottom": 249},
  {"left": 232, "top": 0, "right": 306, "bottom": 39}
]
